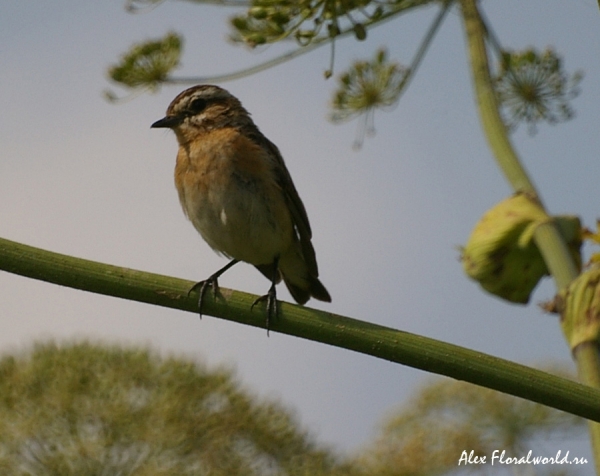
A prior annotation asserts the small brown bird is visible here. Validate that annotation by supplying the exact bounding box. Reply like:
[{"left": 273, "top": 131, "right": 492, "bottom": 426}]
[{"left": 151, "top": 85, "right": 331, "bottom": 328}]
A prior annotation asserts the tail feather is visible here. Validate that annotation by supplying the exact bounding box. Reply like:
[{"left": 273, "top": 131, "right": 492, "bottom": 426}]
[
  {"left": 255, "top": 246, "right": 331, "bottom": 306},
  {"left": 308, "top": 276, "right": 331, "bottom": 302},
  {"left": 284, "top": 275, "right": 331, "bottom": 305},
  {"left": 280, "top": 245, "right": 331, "bottom": 305}
]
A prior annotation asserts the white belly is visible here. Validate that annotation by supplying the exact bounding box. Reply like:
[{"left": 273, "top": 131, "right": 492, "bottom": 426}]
[{"left": 181, "top": 179, "right": 291, "bottom": 265}]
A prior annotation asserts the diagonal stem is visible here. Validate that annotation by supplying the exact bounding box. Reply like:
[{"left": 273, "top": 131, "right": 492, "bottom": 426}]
[
  {"left": 460, "top": 0, "right": 600, "bottom": 472},
  {"left": 2, "top": 235, "right": 600, "bottom": 423}
]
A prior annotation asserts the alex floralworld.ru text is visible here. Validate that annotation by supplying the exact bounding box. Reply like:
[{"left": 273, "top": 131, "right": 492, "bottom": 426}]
[{"left": 458, "top": 450, "right": 588, "bottom": 466}]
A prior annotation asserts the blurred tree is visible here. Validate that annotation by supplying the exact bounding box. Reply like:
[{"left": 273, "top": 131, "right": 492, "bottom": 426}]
[
  {"left": 0, "top": 342, "right": 355, "bottom": 476},
  {"left": 353, "top": 375, "right": 585, "bottom": 476},
  {"left": 0, "top": 342, "right": 585, "bottom": 475}
]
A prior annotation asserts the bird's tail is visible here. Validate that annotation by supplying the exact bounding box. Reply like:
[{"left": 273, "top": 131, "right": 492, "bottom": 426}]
[
  {"left": 278, "top": 248, "right": 331, "bottom": 305},
  {"left": 254, "top": 245, "right": 331, "bottom": 305}
]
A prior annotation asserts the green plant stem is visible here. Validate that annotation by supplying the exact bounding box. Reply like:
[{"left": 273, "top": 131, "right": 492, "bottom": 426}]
[
  {"left": 460, "top": 5, "right": 534, "bottom": 192},
  {"left": 162, "top": 0, "right": 435, "bottom": 86},
  {"left": 395, "top": 0, "right": 453, "bottom": 93},
  {"left": 576, "top": 342, "right": 600, "bottom": 475},
  {"left": 2, "top": 235, "right": 600, "bottom": 422},
  {"left": 460, "top": 0, "right": 600, "bottom": 470},
  {"left": 460, "top": 0, "right": 579, "bottom": 289}
]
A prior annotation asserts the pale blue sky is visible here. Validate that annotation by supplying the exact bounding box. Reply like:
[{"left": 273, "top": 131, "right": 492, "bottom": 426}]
[{"left": 1, "top": 0, "right": 599, "bottom": 459}]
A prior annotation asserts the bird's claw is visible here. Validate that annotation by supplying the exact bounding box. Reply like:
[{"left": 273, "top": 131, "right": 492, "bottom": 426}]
[
  {"left": 188, "top": 277, "right": 219, "bottom": 319},
  {"left": 251, "top": 286, "right": 278, "bottom": 334}
]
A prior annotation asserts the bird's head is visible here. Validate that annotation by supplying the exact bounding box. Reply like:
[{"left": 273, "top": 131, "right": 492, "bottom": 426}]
[{"left": 151, "top": 85, "right": 250, "bottom": 144}]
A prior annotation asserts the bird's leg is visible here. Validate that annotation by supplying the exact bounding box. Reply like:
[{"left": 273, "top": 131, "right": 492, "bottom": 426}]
[
  {"left": 251, "top": 257, "right": 279, "bottom": 334},
  {"left": 189, "top": 259, "right": 240, "bottom": 318}
]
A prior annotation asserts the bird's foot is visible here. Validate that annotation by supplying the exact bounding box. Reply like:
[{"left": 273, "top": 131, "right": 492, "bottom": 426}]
[
  {"left": 251, "top": 283, "right": 278, "bottom": 334},
  {"left": 188, "top": 259, "right": 240, "bottom": 318},
  {"left": 188, "top": 277, "right": 219, "bottom": 319}
]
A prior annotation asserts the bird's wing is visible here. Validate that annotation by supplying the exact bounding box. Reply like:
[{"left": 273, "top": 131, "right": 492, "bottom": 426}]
[{"left": 262, "top": 138, "right": 319, "bottom": 276}]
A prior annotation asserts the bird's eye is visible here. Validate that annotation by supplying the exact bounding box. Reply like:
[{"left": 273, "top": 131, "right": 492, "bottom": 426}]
[{"left": 188, "top": 98, "right": 208, "bottom": 114}]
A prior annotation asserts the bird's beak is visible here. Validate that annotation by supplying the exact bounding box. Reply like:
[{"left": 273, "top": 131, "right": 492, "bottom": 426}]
[{"left": 151, "top": 115, "right": 181, "bottom": 129}]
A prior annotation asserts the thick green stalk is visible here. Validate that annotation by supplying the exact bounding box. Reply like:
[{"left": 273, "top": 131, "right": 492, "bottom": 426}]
[
  {"left": 460, "top": 0, "right": 600, "bottom": 471},
  {"left": 459, "top": 0, "right": 578, "bottom": 288},
  {"left": 576, "top": 342, "right": 600, "bottom": 474},
  {"left": 2, "top": 235, "right": 600, "bottom": 422}
]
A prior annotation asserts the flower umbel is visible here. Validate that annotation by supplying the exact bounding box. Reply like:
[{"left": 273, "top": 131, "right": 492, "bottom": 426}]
[
  {"left": 230, "top": 0, "right": 435, "bottom": 47},
  {"left": 494, "top": 48, "right": 583, "bottom": 134},
  {"left": 330, "top": 48, "right": 407, "bottom": 147},
  {"left": 107, "top": 32, "right": 182, "bottom": 92}
]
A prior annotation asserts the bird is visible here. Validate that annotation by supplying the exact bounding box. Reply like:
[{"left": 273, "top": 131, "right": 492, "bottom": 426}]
[{"left": 151, "top": 85, "right": 331, "bottom": 329}]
